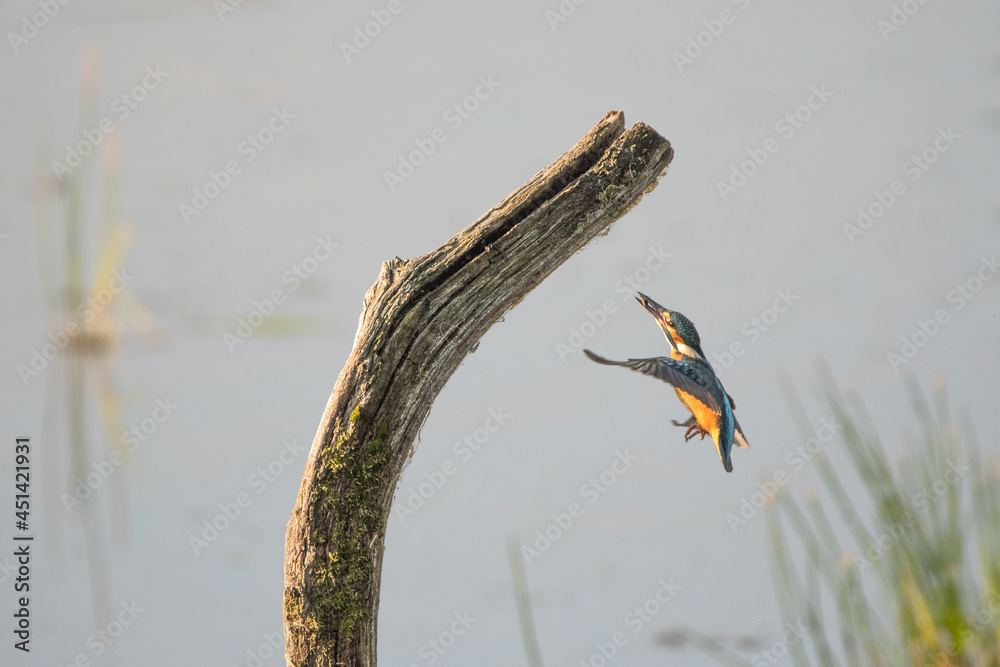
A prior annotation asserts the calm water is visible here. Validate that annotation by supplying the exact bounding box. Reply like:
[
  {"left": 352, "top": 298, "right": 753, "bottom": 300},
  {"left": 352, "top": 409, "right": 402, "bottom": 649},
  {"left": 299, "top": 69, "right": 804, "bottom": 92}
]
[{"left": 1, "top": 1, "right": 998, "bottom": 665}]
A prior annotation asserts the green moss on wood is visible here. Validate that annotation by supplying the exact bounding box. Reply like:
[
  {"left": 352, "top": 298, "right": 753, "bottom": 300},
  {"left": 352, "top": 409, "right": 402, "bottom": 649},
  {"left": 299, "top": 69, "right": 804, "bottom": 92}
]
[
  {"left": 300, "top": 416, "right": 391, "bottom": 648},
  {"left": 597, "top": 183, "right": 620, "bottom": 207}
]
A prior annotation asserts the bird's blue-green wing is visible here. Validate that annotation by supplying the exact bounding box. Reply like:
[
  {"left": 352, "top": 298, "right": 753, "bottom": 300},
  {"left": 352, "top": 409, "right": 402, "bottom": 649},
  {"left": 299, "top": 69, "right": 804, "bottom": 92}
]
[
  {"left": 733, "top": 415, "right": 750, "bottom": 448},
  {"left": 725, "top": 392, "right": 750, "bottom": 447},
  {"left": 584, "top": 350, "right": 723, "bottom": 415}
]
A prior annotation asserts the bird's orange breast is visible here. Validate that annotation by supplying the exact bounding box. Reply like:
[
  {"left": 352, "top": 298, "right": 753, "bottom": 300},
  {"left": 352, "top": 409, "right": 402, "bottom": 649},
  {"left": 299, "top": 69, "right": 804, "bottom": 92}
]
[{"left": 674, "top": 388, "right": 720, "bottom": 437}]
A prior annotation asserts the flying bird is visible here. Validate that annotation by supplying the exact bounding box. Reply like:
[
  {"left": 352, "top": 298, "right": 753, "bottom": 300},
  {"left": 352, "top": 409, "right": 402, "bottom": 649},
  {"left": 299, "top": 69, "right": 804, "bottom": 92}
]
[
  {"left": 583, "top": 293, "right": 748, "bottom": 473},
  {"left": 634, "top": 293, "right": 749, "bottom": 449}
]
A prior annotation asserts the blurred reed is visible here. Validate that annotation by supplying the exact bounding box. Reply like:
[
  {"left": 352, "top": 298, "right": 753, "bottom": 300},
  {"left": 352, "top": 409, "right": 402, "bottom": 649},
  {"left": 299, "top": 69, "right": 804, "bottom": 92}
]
[
  {"left": 767, "top": 362, "right": 1000, "bottom": 667},
  {"left": 34, "top": 45, "right": 151, "bottom": 627}
]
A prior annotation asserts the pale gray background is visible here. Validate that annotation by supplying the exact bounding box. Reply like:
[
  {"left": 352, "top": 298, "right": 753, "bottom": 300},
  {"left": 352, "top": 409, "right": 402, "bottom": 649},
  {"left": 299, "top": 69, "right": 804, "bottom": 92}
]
[{"left": 1, "top": 1, "right": 998, "bottom": 665}]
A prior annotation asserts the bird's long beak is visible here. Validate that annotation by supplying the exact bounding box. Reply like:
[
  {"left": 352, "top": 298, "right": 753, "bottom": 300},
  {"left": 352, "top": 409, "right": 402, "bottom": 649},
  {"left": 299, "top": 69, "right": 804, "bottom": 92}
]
[
  {"left": 636, "top": 292, "right": 668, "bottom": 324},
  {"left": 635, "top": 292, "right": 679, "bottom": 354}
]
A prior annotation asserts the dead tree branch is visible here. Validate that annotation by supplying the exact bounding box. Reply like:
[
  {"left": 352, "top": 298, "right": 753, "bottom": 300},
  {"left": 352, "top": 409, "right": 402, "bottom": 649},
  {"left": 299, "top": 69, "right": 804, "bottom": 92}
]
[{"left": 283, "top": 110, "right": 673, "bottom": 666}]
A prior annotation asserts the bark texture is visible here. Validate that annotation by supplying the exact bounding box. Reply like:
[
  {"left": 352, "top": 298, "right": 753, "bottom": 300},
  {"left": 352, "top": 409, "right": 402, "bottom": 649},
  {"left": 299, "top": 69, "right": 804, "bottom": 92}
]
[{"left": 283, "top": 110, "right": 674, "bottom": 666}]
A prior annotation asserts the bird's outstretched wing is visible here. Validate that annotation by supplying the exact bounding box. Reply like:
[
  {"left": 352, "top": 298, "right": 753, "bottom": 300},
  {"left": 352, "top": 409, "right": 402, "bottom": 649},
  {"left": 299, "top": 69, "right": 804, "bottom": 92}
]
[
  {"left": 583, "top": 349, "right": 723, "bottom": 415},
  {"left": 733, "top": 415, "right": 750, "bottom": 448},
  {"left": 724, "top": 392, "right": 750, "bottom": 447}
]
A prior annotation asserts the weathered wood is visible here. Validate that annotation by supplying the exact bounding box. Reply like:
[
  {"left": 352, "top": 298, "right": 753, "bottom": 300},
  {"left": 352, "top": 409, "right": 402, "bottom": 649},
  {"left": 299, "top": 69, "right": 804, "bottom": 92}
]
[{"left": 283, "top": 110, "right": 674, "bottom": 666}]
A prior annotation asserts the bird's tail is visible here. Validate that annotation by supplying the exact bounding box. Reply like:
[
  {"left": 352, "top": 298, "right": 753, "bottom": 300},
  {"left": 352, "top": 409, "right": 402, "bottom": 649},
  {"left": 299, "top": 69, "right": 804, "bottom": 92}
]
[
  {"left": 720, "top": 447, "right": 734, "bottom": 473},
  {"left": 712, "top": 436, "right": 734, "bottom": 473},
  {"left": 716, "top": 412, "right": 736, "bottom": 473},
  {"left": 583, "top": 349, "right": 625, "bottom": 366}
]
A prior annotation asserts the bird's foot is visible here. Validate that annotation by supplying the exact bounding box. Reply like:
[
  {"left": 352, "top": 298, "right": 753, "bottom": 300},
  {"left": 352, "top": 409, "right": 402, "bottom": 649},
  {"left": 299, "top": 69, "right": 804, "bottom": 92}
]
[
  {"left": 684, "top": 423, "right": 709, "bottom": 442},
  {"left": 672, "top": 417, "right": 708, "bottom": 442}
]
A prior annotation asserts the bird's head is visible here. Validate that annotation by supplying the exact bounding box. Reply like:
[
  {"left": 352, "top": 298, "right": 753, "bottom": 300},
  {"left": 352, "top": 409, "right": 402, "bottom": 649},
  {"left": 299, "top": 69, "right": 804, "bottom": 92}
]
[{"left": 635, "top": 292, "right": 706, "bottom": 360}]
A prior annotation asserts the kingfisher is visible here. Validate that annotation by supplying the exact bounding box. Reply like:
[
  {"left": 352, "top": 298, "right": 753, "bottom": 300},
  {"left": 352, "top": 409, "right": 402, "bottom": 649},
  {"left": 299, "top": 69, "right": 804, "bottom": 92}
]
[{"left": 583, "top": 293, "right": 749, "bottom": 473}]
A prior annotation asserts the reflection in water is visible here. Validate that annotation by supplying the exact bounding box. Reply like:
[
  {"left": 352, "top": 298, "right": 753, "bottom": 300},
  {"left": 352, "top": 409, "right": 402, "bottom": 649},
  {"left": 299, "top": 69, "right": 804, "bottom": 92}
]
[{"left": 34, "top": 45, "right": 153, "bottom": 630}]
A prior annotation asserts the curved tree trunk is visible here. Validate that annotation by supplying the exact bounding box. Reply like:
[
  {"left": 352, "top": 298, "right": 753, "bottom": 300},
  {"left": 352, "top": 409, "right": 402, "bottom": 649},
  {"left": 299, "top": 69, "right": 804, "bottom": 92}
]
[{"left": 283, "top": 110, "right": 674, "bottom": 666}]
